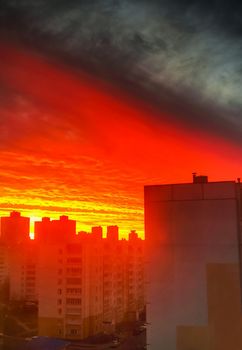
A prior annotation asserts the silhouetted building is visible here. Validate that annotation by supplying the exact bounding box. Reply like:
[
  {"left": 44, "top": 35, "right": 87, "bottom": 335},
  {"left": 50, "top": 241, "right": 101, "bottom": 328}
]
[
  {"left": 106, "top": 226, "right": 119, "bottom": 240},
  {"left": 35, "top": 217, "right": 52, "bottom": 241},
  {"left": 129, "top": 229, "right": 139, "bottom": 241},
  {"left": 0, "top": 211, "right": 145, "bottom": 340},
  {"left": 0, "top": 211, "right": 30, "bottom": 244},
  {"left": 91, "top": 226, "right": 103, "bottom": 240},
  {"left": 0, "top": 243, "right": 9, "bottom": 292},
  {"left": 35, "top": 216, "right": 76, "bottom": 243},
  {"left": 144, "top": 175, "right": 242, "bottom": 350}
]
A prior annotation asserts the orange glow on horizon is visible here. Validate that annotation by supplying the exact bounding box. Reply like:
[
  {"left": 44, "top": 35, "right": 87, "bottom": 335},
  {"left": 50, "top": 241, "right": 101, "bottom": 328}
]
[
  {"left": 29, "top": 215, "right": 43, "bottom": 239},
  {"left": 0, "top": 43, "right": 242, "bottom": 239}
]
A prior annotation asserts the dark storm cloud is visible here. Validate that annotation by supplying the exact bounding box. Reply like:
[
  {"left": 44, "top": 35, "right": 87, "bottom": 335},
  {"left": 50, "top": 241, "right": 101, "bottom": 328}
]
[{"left": 1, "top": 0, "right": 242, "bottom": 140}]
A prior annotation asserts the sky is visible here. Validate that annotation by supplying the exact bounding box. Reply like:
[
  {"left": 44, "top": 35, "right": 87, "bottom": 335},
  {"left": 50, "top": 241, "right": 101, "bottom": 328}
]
[{"left": 0, "top": 0, "right": 242, "bottom": 237}]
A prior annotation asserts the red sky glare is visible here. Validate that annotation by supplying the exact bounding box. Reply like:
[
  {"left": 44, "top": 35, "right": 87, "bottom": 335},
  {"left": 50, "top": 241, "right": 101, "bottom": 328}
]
[{"left": 0, "top": 43, "right": 242, "bottom": 237}]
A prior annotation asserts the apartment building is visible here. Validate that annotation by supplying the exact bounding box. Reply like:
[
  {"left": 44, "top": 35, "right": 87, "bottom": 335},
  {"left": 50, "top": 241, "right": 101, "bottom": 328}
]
[
  {"left": 144, "top": 174, "right": 242, "bottom": 350},
  {"left": 0, "top": 212, "right": 145, "bottom": 340},
  {"left": 8, "top": 241, "right": 38, "bottom": 302},
  {"left": 126, "top": 230, "right": 145, "bottom": 321},
  {"left": 37, "top": 222, "right": 145, "bottom": 340},
  {"left": 0, "top": 244, "right": 8, "bottom": 294},
  {"left": 0, "top": 211, "right": 38, "bottom": 302},
  {"left": 0, "top": 211, "right": 30, "bottom": 245}
]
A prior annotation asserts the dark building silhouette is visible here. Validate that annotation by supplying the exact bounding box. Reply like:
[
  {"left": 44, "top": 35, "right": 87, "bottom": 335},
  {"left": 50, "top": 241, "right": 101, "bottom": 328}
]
[
  {"left": 0, "top": 211, "right": 30, "bottom": 244},
  {"left": 107, "top": 225, "right": 119, "bottom": 240},
  {"left": 129, "top": 229, "right": 139, "bottom": 241},
  {"left": 91, "top": 226, "right": 103, "bottom": 240},
  {"left": 35, "top": 216, "right": 76, "bottom": 243}
]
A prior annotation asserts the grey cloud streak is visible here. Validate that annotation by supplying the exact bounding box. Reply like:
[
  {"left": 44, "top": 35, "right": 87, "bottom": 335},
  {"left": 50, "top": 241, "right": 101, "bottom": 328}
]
[{"left": 1, "top": 0, "right": 242, "bottom": 141}]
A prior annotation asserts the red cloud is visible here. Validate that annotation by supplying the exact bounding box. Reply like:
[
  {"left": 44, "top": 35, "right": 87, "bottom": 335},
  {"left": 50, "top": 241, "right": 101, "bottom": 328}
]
[{"left": 0, "top": 42, "right": 241, "bottom": 237}]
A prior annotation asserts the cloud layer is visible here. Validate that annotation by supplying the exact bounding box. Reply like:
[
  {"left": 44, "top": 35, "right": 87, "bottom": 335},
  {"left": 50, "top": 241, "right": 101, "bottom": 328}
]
[
  {"left": 0, "top": 44, "right": 242, "bottom": 236},
  {"left": 0, "top": 1, "right": 242, "bottom": 236},
  {"left": 1, "top": 0, "right": 242, "bottom": 140}
]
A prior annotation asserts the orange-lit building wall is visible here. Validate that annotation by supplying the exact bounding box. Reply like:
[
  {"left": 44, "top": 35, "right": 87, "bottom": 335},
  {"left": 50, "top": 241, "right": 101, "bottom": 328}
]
[{"left": 144, "top": 177, "right": 242, "bottom": 350}]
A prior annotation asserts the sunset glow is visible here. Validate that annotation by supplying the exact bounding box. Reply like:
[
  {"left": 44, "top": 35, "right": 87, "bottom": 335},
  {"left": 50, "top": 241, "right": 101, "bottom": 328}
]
[{"left": 1, "top": 43, "right": 242, "bottom": 238}]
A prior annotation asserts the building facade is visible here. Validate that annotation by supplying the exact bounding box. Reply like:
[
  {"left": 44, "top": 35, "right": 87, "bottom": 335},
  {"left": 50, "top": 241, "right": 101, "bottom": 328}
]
[
  {"left": 0, "top": 244, "right": 9, "bottom": 298},
  {"left": 0, "top": 212, "right": 38, "bottom": 303},
  {"left": 144, "top": 175, "right": 242, "bottom": 350},
  {"left": 0, "top": 212, "right": 145, "bottom": 340},
  {"left": 37, "top": 223, "right": 145, "bottom": 340}
]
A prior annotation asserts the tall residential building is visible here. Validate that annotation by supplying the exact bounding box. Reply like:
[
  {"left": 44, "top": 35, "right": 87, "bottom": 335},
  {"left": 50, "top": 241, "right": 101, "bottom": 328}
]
[
  {"left": 0, "top": 211, "right": 30, "bottom": 244},
  {"left": 144, "top": 175, "right": 242, "bottom": 350},
  {"left": 37, "top": 241, "right": 102, "bottom": 339},
  {"left": 35, "top": 219, "right": 145, "bottom": 340},
  {"left": 0, "top": 211, "right": 145, "bottom": 340},
  {"left": 36, "top": 216, "right": 89, "bottom": 339},
  {"left": 126, "top": 231, "right": 145, "bottom": 321},
  {"left": 35, "top": 216, "right": 76, "bottom": 243},
  {"left": 106, "top": 226, "right": 119, "bottom": 241},
  {"left": 0, "top": 212, "right": 36, "bottom": 303},
  {"left": 102, "top": 228, "right": 145, "bottom": 327},
  {"left": 8, "top": 241, "right": 38, "bottom": 302},
  {"left": 103, "top": 227, "right": 123, "bottom": 327},
  {"left": 0, "top": 244, "right": 9, "bottom": 295}
]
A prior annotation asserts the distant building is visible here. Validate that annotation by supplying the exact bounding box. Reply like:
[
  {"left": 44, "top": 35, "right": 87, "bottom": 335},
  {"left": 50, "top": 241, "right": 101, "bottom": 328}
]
[
  {"left": 91, "top": 226, "right": 103, "bottom": 240},
  {"left": 35, "top": 219, "right": 145, "bottom": 340},
  {"left": 0, "top": 211, "right": 36, "bottom": 302},
  {"left": 106, "top": 226, "right": 119, "bottom": 241},
  {"left": 37, "top": 242, "right": 98, "bottom": 339},
  {"left": 126, "top": 232, "right": 145, "bottom": 321},
  {"left": 0, "top": 211, "right": 145, "bottom": 340},
  {"left": 103, "top": 232, "right": 123, "bottom": 328},
  {"left": 0, "top": 243, "right": 9, "bottom": 293},
  {"left": 144, "top": 174, "right": 242, "bottom": 350},
  {"left": 35, "top": 216, "right": 76, "bottom": 243},
  {"left": 36, "top": 216, "right": 85, "bottom": 338},
  {"left": 8, "top": 241, "right": 38, "bottom": 302},
  {"left": 0, "top": 211, "right": 30, "bottom": 244}
]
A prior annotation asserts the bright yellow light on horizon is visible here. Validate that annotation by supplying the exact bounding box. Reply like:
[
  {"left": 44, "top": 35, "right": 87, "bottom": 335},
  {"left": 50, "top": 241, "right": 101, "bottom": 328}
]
[{"left": 29, "top": 216, "right": 43, "bottom": 239}]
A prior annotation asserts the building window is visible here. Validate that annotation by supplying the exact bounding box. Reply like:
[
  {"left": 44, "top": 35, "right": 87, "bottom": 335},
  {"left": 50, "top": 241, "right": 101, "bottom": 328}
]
[
  {"left": 26, "top": 282, "right": 35, "bottom": 288},
  {"left": 67, "top": 258, "right": 82, "bottom": 264},
  {"left": 66, "top": 298, "right": 82, "bottom": 305},
  {"left": 66, "top": 278, "right": 82, "bottom": 285},
  {"left": 26, "top": 276, "right": 35, "bottom": 281},
  {"left": 66, "top": 268, "right": 82, "bottom": 274},
  {"left": 66, "top": 308, "right": 81, "bottom": 315},
  {"left": 66, "top": 288, "right": 82, "bottom": 294}
]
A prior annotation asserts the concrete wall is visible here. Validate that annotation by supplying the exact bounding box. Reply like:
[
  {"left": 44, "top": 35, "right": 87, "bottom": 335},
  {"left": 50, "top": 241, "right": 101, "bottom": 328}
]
[{"left": 144, "top": 181, "right": 241, "bottom": 350}]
